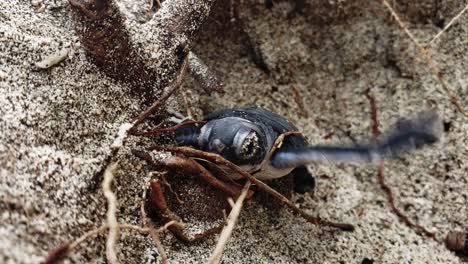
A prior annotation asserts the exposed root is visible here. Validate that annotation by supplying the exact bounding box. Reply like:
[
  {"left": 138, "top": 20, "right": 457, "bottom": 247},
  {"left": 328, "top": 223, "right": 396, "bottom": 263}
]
[
  {"left": 380, "top": 0, "right": 467, "bottom": 117},
  {"left": 147, "top": 227, "right": 168, "bottom": 264},
  {"left": 364, "top": 88, "right": 438, "bottom": 241},
  {"left": 69, "top": 0, "right": 217, "bottom": 99},
  {"left": 43, "top": 222, "right": 180, "bottom": 264},
  {"left": 102, "top": 162, "right": 119, "bottom": 264},
  {"left": 130, "top": 55, "right": 189, "bottom": 131},
  {"left": 42, "top": 242, "right": 71, "bottom": 264},
  {"left": 141, "top": 188, "right": 169, "bottom": 264},
  {"left": 43, "top": 225, "right": 107, "bottom": 264},
  {"left": 364, "top": 89, "right": 379, "bottom": 138},
  {"left": 45, "top": 0, "right": 222, "bottom": 262},
  {"left": 207, "top": 181, "right": 252, "bottom": 264},
  {"left": 160, "top": 173, "right": 185, "bottom": 204},
  {"left": 151, "top": 146, "right": 354, "bottom": 232},
  {"left": 89, "top": 122, "right": 133, "bottom": 190},
  {"left": 376, "top": 163, "right": 438, "bottom": 241},
  {"left": 131, "top": 120, "right": 204, "bottom": 137},
  {"left": 69, "top": 0, "right": 155, "bottom": 96},
  {"left": 146, "top": 178, "right": 223, "bottom": 243},
  {"left": 69, "top": 225, "right": 109, "bottom": 249},
  {"left": 188, "top": 52, "right": 224, "bottom": 94},
  {"left": 45, "top": 41, "right": 190, "bottom": 264},
  {"left": 134, "top": 149, "right": 253, "bottom": 200}
]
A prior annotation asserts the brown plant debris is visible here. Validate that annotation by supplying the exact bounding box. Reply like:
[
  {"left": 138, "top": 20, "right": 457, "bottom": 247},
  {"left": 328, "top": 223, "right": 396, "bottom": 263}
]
[
  {"left": 150, "top": 146, "right": 355, "bottom": 232},
  {"left": 364, "top": 88, "right": 438, "bottom": 241}
]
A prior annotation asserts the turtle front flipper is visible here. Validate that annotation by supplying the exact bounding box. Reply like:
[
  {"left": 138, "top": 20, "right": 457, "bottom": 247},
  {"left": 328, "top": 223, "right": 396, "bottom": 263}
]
[{"left": 271, "top": 110, "right": 442, "bottom": 169}]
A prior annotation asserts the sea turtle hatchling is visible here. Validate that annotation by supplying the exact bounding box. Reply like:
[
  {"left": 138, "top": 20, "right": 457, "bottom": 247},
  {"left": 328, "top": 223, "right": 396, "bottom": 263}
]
[
  {"left": 173, "top": 106, "right": 442, "bottom": 192},
  {"left": 136, "top": 106, "right": 442, "bottom": 242}
]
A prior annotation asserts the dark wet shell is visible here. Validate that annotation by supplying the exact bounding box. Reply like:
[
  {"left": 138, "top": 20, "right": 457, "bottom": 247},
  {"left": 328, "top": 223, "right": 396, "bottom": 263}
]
[{"left": 204, "top": 107, "right": 308, "bottom": 151}]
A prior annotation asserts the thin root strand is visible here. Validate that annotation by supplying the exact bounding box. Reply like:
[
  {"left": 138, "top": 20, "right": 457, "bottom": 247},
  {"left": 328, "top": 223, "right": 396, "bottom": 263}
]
[{"left": 364, "top": 88, "right": 438, "bottom": 241}]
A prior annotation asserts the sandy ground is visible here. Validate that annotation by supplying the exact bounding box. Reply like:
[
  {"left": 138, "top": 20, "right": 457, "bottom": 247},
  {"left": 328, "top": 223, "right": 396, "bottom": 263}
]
[{"left": 0, "top": 0, "right": 467, "bottom": 263}]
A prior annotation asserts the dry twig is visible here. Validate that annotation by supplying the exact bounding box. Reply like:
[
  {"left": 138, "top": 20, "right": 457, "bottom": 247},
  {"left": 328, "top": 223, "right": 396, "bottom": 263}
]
[
  {"left": 429, "top": 4, "right": 468, "bottom": 44},
  {"left": 207, "top": 181, "right": 252, "bottom": 264},
  {"left": 130, "top": 56, "right": 189, "bottom": 131},
  {"left": 380, "top": 0, "right": 467, "bottom": 117}
]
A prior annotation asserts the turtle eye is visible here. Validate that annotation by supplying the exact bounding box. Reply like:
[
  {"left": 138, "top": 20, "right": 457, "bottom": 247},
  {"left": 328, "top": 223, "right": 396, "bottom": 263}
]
[{"left": 209, "top": 138, "right": 226, "bottom": 153}]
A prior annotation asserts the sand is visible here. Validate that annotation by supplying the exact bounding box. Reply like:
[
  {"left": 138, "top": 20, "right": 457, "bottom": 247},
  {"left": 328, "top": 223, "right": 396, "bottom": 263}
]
[{"left": 0, "top": 0, "right": 467, "bottom": 263}]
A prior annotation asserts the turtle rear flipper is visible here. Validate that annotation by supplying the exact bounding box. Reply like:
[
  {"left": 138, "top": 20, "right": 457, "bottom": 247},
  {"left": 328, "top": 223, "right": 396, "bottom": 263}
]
[{"left": 291, "top": 166, "right": 315, "bottom": 194}]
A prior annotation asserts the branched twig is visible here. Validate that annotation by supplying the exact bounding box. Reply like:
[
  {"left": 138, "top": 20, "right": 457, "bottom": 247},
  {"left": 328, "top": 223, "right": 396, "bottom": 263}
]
[
  {"left": 151, "top": 146, "right": 354, "bottom": 232},
  {"left": 130, "top": 56, "right": 189, "bottom": 131},
  {"left": 207, "top": 181, "right": 251, "bottom": 264},
  {"left": 364, "top": 88, "right": 438, "bottom": 241},
  {"left": 62, "top": 0, "right": 214, "bottom": 261},
  {"left": 102, "top": 162, "right": 119, "bottom": 264},
  {"left": 43, "top": 225, "right": 108, "bottom": 264},
  {"left": 43, "top": 222, "right": 180, "bottom": 264},
  {"left": 134, "top": 152, "right": 253, "bottom": 200},
  {"left": 380, "top": 0, "right": 467, "bottom": 117}
]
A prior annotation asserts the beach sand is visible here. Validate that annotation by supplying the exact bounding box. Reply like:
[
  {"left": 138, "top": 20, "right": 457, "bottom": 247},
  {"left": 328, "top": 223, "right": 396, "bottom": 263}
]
[{"left": 0, "top": 0, "right": 466, "bottom": 263}]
